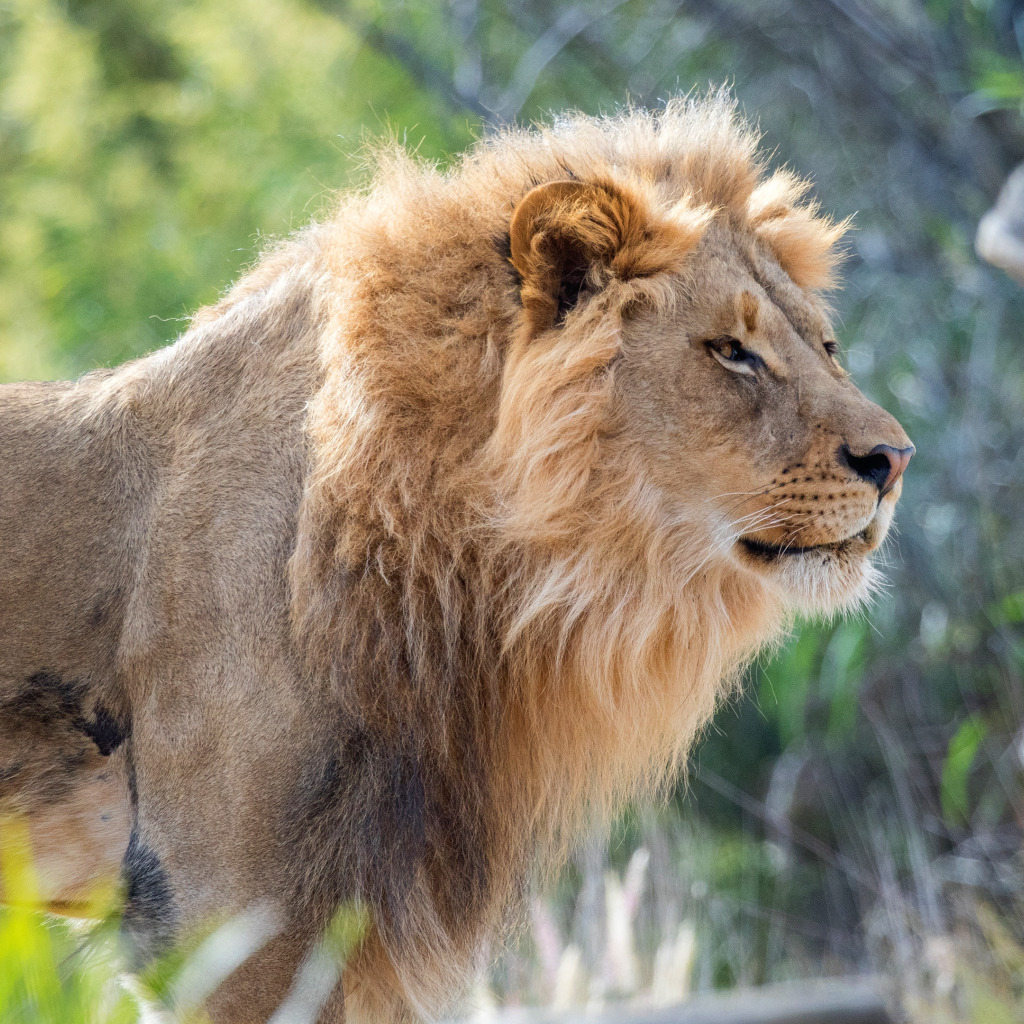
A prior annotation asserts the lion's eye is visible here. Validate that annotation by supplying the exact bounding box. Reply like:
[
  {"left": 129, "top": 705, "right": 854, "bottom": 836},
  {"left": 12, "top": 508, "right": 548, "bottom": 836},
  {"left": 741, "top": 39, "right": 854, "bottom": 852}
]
[
  {"left": 706, "top": 336, "right": 758, "bottom": 375},
  {"left": 823, "top": 339, "right": 840, "bottom": 357}
]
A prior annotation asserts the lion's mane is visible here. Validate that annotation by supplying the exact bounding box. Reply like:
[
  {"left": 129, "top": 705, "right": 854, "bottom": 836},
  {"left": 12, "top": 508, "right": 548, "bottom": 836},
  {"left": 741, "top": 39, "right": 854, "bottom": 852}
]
[{"left": 181, "top": 94, "right": 851, "bottom": 1016}]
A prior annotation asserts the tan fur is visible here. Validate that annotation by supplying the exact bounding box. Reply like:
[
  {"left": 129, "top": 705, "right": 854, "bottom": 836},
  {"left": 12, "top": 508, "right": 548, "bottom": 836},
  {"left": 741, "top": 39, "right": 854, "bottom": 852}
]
[{"left": 0, "top": 94, "right": 911, "bottom": 1022}]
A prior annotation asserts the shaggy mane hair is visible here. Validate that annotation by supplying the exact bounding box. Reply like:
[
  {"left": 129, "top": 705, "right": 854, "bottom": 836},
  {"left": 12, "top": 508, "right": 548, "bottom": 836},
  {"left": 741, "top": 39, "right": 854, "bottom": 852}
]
[{"left": 196, "top": 94, "right": 847, "bottom": 1017}]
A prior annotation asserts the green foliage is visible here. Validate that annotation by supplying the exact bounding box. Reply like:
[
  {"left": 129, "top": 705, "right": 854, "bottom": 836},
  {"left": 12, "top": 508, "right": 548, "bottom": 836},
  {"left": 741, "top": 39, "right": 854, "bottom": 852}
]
[
  {"left": 0, "top": 907, "right": 137, "bottom": 1024},
  {"left": 971, "top": 51, "right": 1024, "bottom": 112},
  {"left": 0, "top": 819, "right": 137, "bottom": 1024},
  {"left": 0, "top": 817, "right": 372, "bottom": 1023},
  {"left": 759, "top": 629, "right": 818, "bottom": 749},
  {"left": 0, "top": 0, "right": 471, "bottom": 380},
  {"left": 992, "top": 590, "right": 1024, "bottom": 626},
  {"left": 941, "top": 714, "right": 988, "bottom": 827}
]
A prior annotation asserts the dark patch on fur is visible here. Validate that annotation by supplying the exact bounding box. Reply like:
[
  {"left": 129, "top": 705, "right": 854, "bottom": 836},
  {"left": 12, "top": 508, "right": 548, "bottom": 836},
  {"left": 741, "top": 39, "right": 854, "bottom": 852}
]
[
  {"left": 14, "top": 670, "right": 87, "bottom": 723},
  {"left": 290, "top": 726, "right": 425, "bottom": 931},
  {"left": 0, "top": 671, "right": 93, "bottom": 805},
  {"left": 421, "top": 744, "right": 492, "bottom": 931},
  {"left": 82, "top": 704, "right": 130, "bottom": 756},
  {"left": 287, "top": 711, "right": 493, "bottom": 948},
  {"left": 125, "top": 744, "right": 138, "bottom": 808},
  {"left": 3, "top": 670, "right": 130, "bottom": 758},
  {"left": 120, "top": 829, "right": 177, "bottom": 967}
]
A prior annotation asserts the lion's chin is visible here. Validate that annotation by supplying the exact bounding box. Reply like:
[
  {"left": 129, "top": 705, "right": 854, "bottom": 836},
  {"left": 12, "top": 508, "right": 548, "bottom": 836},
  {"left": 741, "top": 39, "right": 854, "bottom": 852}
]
[{"left": 733, "top": 499, "right": 896, "bottom": 616}]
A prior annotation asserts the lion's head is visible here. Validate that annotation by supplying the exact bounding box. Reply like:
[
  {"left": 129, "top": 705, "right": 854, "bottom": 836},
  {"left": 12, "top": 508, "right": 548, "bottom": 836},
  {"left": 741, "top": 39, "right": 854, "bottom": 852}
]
[
  {"left": 493, "top": 136, "right": 912, "bottom": 628},
  {"left": 644, "top": 217, "right": 912, "bottom": 615},
  {"left": 504, "top": 184, "right": 912, "bottom": 611}
]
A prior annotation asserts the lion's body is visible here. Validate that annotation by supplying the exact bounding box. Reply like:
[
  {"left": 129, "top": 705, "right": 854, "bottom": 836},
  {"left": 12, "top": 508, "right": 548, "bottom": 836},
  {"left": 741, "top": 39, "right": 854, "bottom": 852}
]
[
  {"left": 0, "top": 273, "right": 324, "bottom": 988},
  {"left": 0, "top": 96, "right": 912, "bottom": 1022}
]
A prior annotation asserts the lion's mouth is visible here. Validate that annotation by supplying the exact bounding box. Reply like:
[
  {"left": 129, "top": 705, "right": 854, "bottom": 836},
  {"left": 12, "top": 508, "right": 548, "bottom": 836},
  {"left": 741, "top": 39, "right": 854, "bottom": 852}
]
[
  {"left": 732, "top": 499, "right": 898, "bottom": 610},
  {"left": 738, "top": 527, "right": 871, "bottom": 562}
]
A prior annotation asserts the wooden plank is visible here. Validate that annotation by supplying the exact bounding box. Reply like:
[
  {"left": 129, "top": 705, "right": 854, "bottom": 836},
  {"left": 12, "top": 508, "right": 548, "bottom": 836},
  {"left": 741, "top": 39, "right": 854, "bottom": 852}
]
[{"left": 489, "top": 977, "right": 894, "bottom": 1024}]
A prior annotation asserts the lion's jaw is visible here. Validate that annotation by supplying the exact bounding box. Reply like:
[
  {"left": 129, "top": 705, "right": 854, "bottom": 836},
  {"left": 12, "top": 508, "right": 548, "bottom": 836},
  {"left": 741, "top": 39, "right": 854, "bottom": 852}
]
[{"left": 729, "top": 483, "right": 899, "bottom": 616}]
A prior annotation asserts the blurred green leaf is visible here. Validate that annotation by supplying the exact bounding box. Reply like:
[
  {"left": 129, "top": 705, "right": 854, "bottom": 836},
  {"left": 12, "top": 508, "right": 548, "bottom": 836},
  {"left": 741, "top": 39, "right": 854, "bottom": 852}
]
[
  {"left": 941, "top": 713, "right": 987, "bottom": 826},
  {"left": 821, "top": 621, "right": 867, "bottom": 743},
  {"left": 970, "top": 51, "right": 1024, "bottom": 109},
  {"left": 759, "top": 627, "right": 821, "bottom": 747},
  {"left": 993, "top": 589, "right": 1024, "bottom": 624}
]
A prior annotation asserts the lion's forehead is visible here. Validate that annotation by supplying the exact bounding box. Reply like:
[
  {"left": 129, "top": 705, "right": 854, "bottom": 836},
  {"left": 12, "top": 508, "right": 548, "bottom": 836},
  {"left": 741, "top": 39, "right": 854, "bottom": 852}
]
[{"left": 697, "top": 224, "right": 834, "bottom": 344}]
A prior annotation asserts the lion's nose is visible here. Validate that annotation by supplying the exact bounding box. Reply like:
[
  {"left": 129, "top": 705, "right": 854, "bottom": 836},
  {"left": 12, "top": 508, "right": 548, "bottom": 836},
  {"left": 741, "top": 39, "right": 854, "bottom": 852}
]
[{"left": 840, "top": 443, "right": 915, "bottom": 495}]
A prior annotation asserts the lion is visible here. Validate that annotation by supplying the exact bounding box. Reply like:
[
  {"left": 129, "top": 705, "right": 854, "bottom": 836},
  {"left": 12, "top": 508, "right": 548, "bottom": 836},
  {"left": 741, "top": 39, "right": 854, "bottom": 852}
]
[{"left": 0, "top": 94, "right": 913, "bottom": 1022}]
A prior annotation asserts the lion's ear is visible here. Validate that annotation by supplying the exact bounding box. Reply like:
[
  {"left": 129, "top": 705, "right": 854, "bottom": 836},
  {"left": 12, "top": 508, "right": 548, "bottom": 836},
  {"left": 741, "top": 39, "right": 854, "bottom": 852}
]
[{"left": 508, "top": 179, "right": 707, "bottom": 333}]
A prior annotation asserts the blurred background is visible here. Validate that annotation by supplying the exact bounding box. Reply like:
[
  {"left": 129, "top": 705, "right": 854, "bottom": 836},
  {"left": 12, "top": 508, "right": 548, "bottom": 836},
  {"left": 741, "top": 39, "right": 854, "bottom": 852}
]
[{"left": 2, "top": 0, "right": 1024, "bottom": 1020}]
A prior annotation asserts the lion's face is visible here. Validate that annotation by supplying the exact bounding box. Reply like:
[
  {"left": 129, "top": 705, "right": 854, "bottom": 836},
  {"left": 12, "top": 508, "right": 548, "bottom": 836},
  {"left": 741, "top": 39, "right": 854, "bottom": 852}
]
[
  {"left": 504, "top": 171, "right": 912, "bottom": 619},
  {"left": 616, "top": 220, "right": 913, "bottom": 613}
]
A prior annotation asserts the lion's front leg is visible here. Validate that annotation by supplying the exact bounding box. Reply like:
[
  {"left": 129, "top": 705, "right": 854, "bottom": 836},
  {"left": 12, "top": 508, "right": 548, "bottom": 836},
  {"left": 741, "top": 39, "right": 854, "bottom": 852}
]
[
  {"left": 204, "top": 924, "right": 417, "bottom": 1024},
  {"left": 201, "top": 920, "right": 347, "bottom": 1024}
]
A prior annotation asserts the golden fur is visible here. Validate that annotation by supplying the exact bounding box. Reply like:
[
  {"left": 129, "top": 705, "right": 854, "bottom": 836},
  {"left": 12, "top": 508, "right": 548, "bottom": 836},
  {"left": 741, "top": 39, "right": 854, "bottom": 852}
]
[{"left": 0, "top": 94, "right": 911, "bottom": 1022}]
